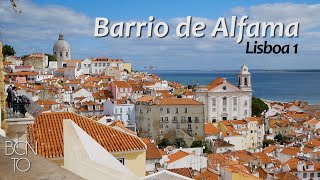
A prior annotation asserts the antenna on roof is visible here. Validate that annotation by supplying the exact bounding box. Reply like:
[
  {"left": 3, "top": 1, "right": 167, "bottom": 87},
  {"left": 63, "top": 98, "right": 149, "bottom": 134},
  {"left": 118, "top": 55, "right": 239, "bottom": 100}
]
[{"left": 10, "top": 0, "right": 22, "bottom": 13}]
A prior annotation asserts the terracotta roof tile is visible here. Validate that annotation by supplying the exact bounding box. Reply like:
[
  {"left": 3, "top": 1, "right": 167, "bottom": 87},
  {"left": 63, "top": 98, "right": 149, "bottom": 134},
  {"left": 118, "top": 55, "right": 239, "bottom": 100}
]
[
  {"left": 168, "top": 168, "right": 194, "bottom": 178},
  {"left": 27, "top": 112, "right": 145, "bottom": 158},
  {"left": 194, "top": 170, "right": 218, "bottom": 180},
  {"left": 263, "top": 145, "right": 277, "bottom": 153},
  {"left": 208, "top": 77, "right": 240, "bottom": 91},
  {"left": 204, "top": 123, "right": 219, "bottom": 135},
  {"left": 158, "top": 98, "right": 202, "bottom": 105},
  {"left": 112, "top": 81, "right": 131, "bottom": 88},
  {"left": 145, "top": 143, "right": 162, "bottom": 160},
  {"left": 280, "top": 147, "right": 299, "bottom": 156},
  {"left": 167, "top": 150, "right": 189, "bottom": 164}
]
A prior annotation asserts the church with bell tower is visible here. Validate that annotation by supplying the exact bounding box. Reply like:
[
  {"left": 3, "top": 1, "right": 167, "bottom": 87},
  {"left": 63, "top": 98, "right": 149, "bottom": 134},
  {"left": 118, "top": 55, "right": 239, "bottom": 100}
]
[{"left": 194, "top": 62, "right": 252, "bottom": 122}]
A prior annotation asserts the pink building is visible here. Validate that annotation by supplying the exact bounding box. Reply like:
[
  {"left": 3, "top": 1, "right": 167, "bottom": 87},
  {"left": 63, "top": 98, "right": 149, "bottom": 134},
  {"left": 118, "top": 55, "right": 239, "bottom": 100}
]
[{"left": 109, "top": 81, "right": 132, "bottom": 100}]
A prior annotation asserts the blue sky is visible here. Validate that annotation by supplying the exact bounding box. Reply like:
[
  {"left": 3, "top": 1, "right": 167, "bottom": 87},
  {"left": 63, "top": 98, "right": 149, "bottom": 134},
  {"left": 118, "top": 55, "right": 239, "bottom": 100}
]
[{"left": 1, "top": 0, "right": 320, "bottom": 70}]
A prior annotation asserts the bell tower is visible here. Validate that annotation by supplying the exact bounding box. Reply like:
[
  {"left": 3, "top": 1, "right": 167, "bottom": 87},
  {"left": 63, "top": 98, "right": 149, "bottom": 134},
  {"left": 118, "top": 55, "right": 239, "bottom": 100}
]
[{"left": 238, "top": 60, "right": 252, "bottom": 92}]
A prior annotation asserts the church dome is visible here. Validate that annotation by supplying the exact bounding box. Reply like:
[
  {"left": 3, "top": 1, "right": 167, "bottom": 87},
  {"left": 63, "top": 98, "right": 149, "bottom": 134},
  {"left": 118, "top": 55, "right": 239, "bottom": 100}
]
[{"left": 53, "top": 34, "right": 70, "bottom": 52}]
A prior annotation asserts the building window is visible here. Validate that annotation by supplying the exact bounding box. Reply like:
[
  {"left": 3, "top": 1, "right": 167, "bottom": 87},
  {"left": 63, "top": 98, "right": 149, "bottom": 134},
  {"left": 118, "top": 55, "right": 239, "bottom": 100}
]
[
  {"left": 66, "top": 52, "right": 69, "bottom": 58},
  {"left": 185, "top": 108, "right": 188, "bottom": 113},
  {"left": 176, "top": 108, "right": 179, "bottom": 113},
  {"left": 118, "top": 158, "right": 125, "bottom": 165},
  {"left": 160, "top": 124, "right": 163, "bottom": 128},
  {"left": 212, "top": 118, "right": 216, "bottom": 123},
  {"left": 160, "top": 107, "right": 163, "bottom": 111},
  {"left": 212, "top": 108, "right": 216, "bottom": 112},
  {"left": 317, "top": 172, "right": 320, "bottom": 177},
  {"left": 188, "top": 124, "right": 191, "bottom": 129},
  {"left": 223, "top": 97, "right": 227, "bottom": 106},
  {"left": 95, "top": 63, "right": 98, "bottom": 67},
  {"left": 107, "top": 63, "right": 110, "bottom": 66},
  {"left": 303, "top": 173, "right": 307, "bottom": 178},
  {"left": 244, "top": 78, "right": 248, "bottom": 85},
  {"left": 212, "top": 98, "right": 216, "bottom": 106},
  {"left": 244, "top": 100, "right": 248, "bottom": 106},
  {"left": 59, "top": 52, "right": 62, "bottom": 57},
  {"left": 195, "top": 117, "right": 199, "bottom": 123},
  {"left": 167, "top": 108, "right": 170, "bottom": 113},
  {"left": 233, "top": 98, "right": 237, "bottom": 106},
  {"left": 181, "top": 116, "right": 186, "bottom": 123},
  {"left": 173, "top": 117, "right": 178, "bottom": 123},
  {"left": 103, "top": 63, "right": 106, "bottom": 66},
  {"left": 223, "top": 108, "right": 226, "bottom": 112},
  {"left": 311, "top": 173, "right": 314, "bottom": 178},
  {"left": 244, "top": 110, "right": 248, "bottom": 115},
  {"left": 165, "top": 117, "right": 168, "bottom": 122},
  {"left": 233, "top": 107, "right": 237, "bottom": 111},
  {"left": 222, "top": 117, "right": 227, "bottom": 120},
  {"left": 84, "top": 64, "right": 87, "bottom": 67},
  {"left": 166, "top": 125, "right": 169, "bottom": 128},
  {"left": 160, "top": 117, "right": 164, "bottom": 122},
  {"left": 188, "top": 117, "right": 192, "bottom": 123}
]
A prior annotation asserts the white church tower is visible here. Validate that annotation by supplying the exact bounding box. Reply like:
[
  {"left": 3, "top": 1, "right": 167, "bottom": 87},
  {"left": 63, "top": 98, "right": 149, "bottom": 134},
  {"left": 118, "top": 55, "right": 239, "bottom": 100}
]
[
  {"left": 53, "top": 34, "right": 71, "bottom": 68},
  {"left": 238, "top": 61, "right": 252, "bottom": 92}
]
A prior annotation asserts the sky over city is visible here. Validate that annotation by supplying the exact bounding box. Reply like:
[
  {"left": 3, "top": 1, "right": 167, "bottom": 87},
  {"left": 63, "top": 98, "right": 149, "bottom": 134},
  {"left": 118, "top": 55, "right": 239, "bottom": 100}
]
[{"left": 0, "top": 0, "right": 320, "bottom": 70}]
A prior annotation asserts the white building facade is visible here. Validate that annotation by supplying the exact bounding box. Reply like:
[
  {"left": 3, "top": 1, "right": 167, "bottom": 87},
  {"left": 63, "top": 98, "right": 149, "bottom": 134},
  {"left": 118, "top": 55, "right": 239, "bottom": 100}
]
[{"left": 194, "top": 63, "right": 252, "bottom": 122}]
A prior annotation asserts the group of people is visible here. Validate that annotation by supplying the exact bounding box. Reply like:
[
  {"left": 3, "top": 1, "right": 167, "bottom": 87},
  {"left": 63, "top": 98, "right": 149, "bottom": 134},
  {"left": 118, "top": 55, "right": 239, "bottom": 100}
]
[{"left": 6, "top": 85, "right": 18, "bottom": 113}]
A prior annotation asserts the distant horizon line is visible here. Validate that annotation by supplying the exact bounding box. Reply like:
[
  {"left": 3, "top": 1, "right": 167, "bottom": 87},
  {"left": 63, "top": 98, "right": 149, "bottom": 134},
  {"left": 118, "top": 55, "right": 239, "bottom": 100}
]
[{"left": 137, "top": 69, "right": 320, "bottom": 72}]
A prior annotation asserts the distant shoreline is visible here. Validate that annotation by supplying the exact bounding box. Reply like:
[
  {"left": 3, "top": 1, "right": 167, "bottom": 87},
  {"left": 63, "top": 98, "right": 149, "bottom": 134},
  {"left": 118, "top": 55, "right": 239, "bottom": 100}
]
[{"left": 139, "top": 69, "right": 320, "bottom": 73}]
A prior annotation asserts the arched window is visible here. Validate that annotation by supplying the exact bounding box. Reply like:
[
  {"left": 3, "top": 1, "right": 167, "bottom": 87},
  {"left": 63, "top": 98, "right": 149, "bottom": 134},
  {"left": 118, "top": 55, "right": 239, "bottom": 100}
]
[
  {"left": 59, "top": 52, "right": 63, "bottom": 58},
  {"left": 66, "top": 52, "right": 69, "bottom": 58},
  {"left": 244, "top": 78, "right": 248, "bottom": 85}
]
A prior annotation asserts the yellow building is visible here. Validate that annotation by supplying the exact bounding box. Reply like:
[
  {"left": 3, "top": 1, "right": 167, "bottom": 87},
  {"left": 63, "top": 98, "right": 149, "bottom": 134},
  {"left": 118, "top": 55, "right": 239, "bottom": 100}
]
[
  {"left": 27, "top": 112, "right": 146, "bottom": 178},
  {"left": 123, "top": 63, "right": 132, "bottom": 73}
]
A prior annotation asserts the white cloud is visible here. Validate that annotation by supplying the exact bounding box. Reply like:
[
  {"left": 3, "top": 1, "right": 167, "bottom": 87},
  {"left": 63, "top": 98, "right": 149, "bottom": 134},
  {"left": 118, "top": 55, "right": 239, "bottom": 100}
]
[{"left": 0, "top": 1, "right": 319, "bottom": 70}]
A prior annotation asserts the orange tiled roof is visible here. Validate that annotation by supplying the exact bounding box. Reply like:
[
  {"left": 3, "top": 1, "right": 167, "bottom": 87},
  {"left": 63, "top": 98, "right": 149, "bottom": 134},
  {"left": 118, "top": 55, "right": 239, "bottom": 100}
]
[
  {"left": 136, "top": 96, "right": 153, "bottom": 103},
  {"left": 112, "top": 81, "right": 131, "bottom": 88},
  {"left": 64, "top": 60, "right": 82, "bottom": 63},
  {"left": 168, "top": 168, "right": 194, "bottom": 178},
  {"left": 252, "top": 152, "right": 272, "bottom": 164},
  {"left": 208, "top": 77, "right": 240, "bottom": 91},
  {"left": 205, "top": 123, "right": 219, "bottom": 135},
  {"left": 304, "top": 118, "right": 320, "bottom": 125},
  {"left": 167, "top": 150, "right": 189, "bottom": 163},
  {"left": 145, "top": 143, "right": 162, "bottom": 160},
  {"left": 263, "top": 145, "right": 277, "bottom": 153},
  {"left": 280, "top": 147, "right": 299, "bottom": 156},
  {"left": 230, "top": 120, "right": 247, "bottom": 125},
  {"left": 108, "top": 120, "right": 137, "bottom": 136},
  {"left": 158, "top": 98, "right": 203, "bottom": 105},
  {"left": 194, "top": 170, "right": 218, "bottom": 180},
  {"left": 27, "top": 112, "right": 146, "bottom": 158},
  {"left": 276, "top": 172, "right": 299, "bottom": 180}
]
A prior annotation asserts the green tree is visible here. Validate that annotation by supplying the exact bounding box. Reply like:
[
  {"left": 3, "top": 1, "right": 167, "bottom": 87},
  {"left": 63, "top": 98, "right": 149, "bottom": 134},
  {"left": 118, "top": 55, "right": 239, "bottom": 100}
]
[
  {"left": 263, "top": 139, "right": 276, "bottom": 148},
  {"left": 190, "top": 140, "right": 211, "bottom": 153},
  {"left": 45, "top": 53, "right": 56, "bottom": 61},
  {"left": 2, "top": 44, "right": 16, "bottom": 56},
  {"left": 158, "top": 138, "right": 171, "bottom": 149},
  {"left": 252, "top": 96, "right": 268, "bottom": 117},
  {"left": 174, "top": 138, "right": 187, "bottom": 148},
  {"left": 274, "top": 133, "right": 283, "bottom": 142}
]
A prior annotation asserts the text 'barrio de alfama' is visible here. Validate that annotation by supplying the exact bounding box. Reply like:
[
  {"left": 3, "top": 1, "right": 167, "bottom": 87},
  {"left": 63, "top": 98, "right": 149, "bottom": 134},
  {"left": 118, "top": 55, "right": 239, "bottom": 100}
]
[{"left": 94, "top": 16, "right": 300, "bottom": 54}]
